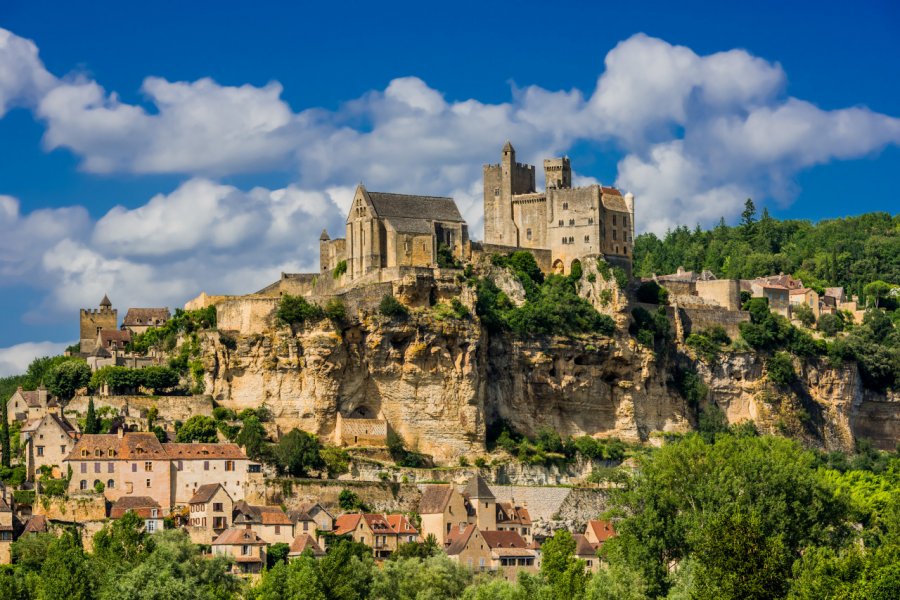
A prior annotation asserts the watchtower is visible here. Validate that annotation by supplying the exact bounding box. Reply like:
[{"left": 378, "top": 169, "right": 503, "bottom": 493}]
[
  {"left": 79, "top": 295, "right": 117, "bottom": 353},
  {"left": 543, "top": 157, "right": 571, "bottom": 189}
]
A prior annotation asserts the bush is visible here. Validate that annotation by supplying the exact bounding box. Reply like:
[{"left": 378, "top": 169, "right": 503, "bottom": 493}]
[
  {"left": 45, "top": 360, "right": 91, "bottom": 400},
  {"left": 94, "top": 480, "right": 105, "bottom": 493},
  {"left": 387, "top": 430, "right": 426, "bottom": 468},
  {"left": 338, "top": 489, "right": 370, "bottom": 512},
  {"left": 272, "top": 429, "right": 324, "bottom": 477},
  {"left": 767, "top": 352, "right": 796, "bottom": 386},
  {"left": 324, "top": 298, "right": 347, "bottom": 322},
  {"left": 630, "top": 306, "right": 672, "bottom": 352},
  {"left": 674, "top": 366, "right": 708, "bottom": 408},
  {"left": 276, "top": 295, "right": 324, "bottom": 327},
  {"left": 321, "top": 446, "right": 350, "bottom": 477},
  {"left": 212, "top": 406, "right": 237, "bottom": 421},
  {"left": 436, "top": 244, "right": 462, "bottom": 269},
  {"left": 175, "top": 415, "right": 218, "bottom": 443},
  {"left": 793, "top": 303, "right": 816, "bottom": 327},
  {"left": 504, "top": 275, "right": 616, "bottom": 337},
  {"left": 636, "top": 281, "right": 669, "bottom": 304},
  {"left": 379, "top": 295, "right": 408, "bottom": 318},
  {"left": 685, "top": 326, "right": 730, "bottom": 362},
  {"left": 332, "top": 260, "right": 347, "bottom": 279},
  {"left": 817, "top": 313, "right": 844, "bottom": 337}
]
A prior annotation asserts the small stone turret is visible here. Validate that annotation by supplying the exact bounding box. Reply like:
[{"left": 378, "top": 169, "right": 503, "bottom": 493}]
[{"left": 79, "top": 295, "right": 117, "bottom": 354}]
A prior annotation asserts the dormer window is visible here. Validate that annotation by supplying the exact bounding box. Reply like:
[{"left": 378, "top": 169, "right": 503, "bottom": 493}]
[{"left": 81, "top": 449, "right": 88, "bottom": 457}]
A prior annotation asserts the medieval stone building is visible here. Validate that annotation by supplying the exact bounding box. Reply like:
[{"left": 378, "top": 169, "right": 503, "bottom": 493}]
[
  {"left": 80, "top": 295, "right": 117, "bottom": 353},
  {"left": 483, "top": 142, "right": 634, "bottom": 274},
  {"left": 320, "top": 184, "right": 468, "bottom": 280}
]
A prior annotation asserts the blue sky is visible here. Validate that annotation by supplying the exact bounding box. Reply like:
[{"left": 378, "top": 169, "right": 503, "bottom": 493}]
[{"left": 0, "top": 0, "right": 898, "bottom": 373}]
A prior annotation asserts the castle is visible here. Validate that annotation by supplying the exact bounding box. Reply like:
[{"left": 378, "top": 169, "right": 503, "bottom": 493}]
[{"left": 317, "top": 142, "right": 634, "bottom": 280}]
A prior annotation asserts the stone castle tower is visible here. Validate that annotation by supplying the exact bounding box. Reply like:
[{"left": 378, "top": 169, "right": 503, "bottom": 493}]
[
  {"left": 79, "top": 295, "right": 117, "bottom": 353},
  {"left": 482, "top": 142, "right": 635, "bottom": 275}
]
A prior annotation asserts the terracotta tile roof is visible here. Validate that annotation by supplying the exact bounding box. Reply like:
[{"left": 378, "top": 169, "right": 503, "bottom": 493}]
[
  {"left": 385, "top": 514, "right": 418, "bottom": 535},
  {"left": 418, "top": 485, "right": 453, "bottom": 514},
  {"left": 66, "top": 432, "right": 166, "bottom": 461},
  {"left": 288, "top": 533, "right": 325, "bottom": 557},
  {"left": 256, "top": 506, "right": 292, "bottom": 526},
  {"left": 363, "top": 513, "right": 395, "bottom": 533},
  {"left": 22, "top": 514, "right": 48, "bottom": 534},
  {"left": 463, "top": 475, "right": 495, "bottom": 500},
  {"left": 572, "top": 533, "right": 597, "bottom": 556},
  {"left": 600, "top": 186, "right": 622, "bottom": 196},
  {"left": 122, "top": 308, "right": 171, "bottom": 327},
  {"left": 333, "top": 514, "right": 361, "bottom": 535},
  {"left": 496, "top": 503, "right": 531, "bottom": 526},
  {"left": 445, "top": 524, "right": 476, "bottom": 556},
  {"left": 481, "top": 530, "right": 528, "bottom": 550},
  {"left": 587, "top": 519, "right": 617, "bottom": 544},
  {"left": 99, "top": 329, "right": 132, "bottom": 346},
  {"left": 164, "top": 443, "right": 248, "bottom": 460},
  {"left": 365, "top": 189, "right": 465, "bottom": 223},
  {"left": 213, "top": 527, "right": 267, "bottom": 546},
  {"left": 189, "top": 483, "right": 227, "bottom": 504},
  {"left": 110, "top": 496, "right": 161, "bottom": 519}
]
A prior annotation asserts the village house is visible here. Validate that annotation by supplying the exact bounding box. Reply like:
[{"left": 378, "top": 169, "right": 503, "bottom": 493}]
[
  {"left": 233, "top": 501, "right": 294, "bottom": 545},
  {"left": 288, "top": 533, "right": 325, "bottom": 559},
  {"left": 746, "top": 280, "right": 791, "bottom": 317},
  {"left": 121, "top": 308, "right": 171, "bottom": 336},
  {"left": 80, "top": 295, "right": 117, "bottom": 354},
  {"left": 789, "top": 287, "right": 821, "bottom": 319},
  {"left": 572, "top": 533, "right": 600, "bottom": 573},
  {"left": 109, "top": 496, "right": 164, "bottom": 533},
  {"left": 584, "top": 519, "right": 617, "bottom": 550},
  {"left": 289, "top": 502, "right": 333, "bottom": 539},
  {"left": 6, "top": 386, "right": 57, "bottom": 424},
  {"left": 21, "top": 412, "right": 78, "bottom": 481},
  {"left": 333, "top": 512, "right": 417, "bottom": 559},
  {"left": 0, "top": 490, "right": 13, "bottom": 564},
  {"left": 445, "top": 524, "right": 537, "bottom": 580},
  {"left": 418, "top": 484, "right": 471, "bottom": 546},
  {"left": 386, "top": 514, "right": 420, "bottom": 545},
  {"left": 212, "top": 525, "right": 268, "bottom": 575},
  {"left": 187, "top": 483, "right": 234, "bottom": 544},
  {"left": 21, "top": 514, "right": 49, "bottom": 536},
  {"left": 165, "top": 442, "right": 256, "bottom": 505},
  {"left": 495, "top": 502, "right": 533, "bottom": 545}
]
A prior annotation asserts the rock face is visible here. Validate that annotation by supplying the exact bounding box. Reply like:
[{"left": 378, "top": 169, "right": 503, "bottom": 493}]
[{"left": 202, "top": 277, "right": 899, "bottom": 462}]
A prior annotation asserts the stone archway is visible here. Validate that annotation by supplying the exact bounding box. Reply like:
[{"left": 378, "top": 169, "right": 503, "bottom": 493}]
[
  {"left": 552, "top": 259, "right": 565, "bottom": 275},
  {"left": 570, "top": 259, "right": 582, "bottom": 278}
]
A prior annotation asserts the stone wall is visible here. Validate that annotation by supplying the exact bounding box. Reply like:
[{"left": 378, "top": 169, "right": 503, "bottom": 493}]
[
  {"left": 677, "top": 306, "right": 750, "bottom": 340},
  {"left": 696, "top": 279, "right": 741, "bottom": 311},
  {"left": 471, "top": 242, "right": 553, "bottom": 273},
  {"left": 66, "top": 394, "right": 213, "bottom": 427},
  {"left": 217, "top": 297, "right": 280, "bottom": 334},
  {"left": 335, "top": 415, "right": 387, "bottom": 446},
  {"left": 245, "top": 478, "right": 422, "bottom": 514},
  {"left": 33, "top": 493, "right": 107, "bottom": 522}
]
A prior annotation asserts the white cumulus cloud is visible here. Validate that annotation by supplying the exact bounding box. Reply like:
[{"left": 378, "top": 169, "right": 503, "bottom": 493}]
[{"left": 0, "top": 341, "right": 72, "bottom": 377}]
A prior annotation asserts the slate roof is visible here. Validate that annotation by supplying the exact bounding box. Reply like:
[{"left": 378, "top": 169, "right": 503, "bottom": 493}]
[
  {"left": 122, "top": 308, "right": 170, "bottom": 327},
  {"left": 212, "top": 527, "right": 267, "bottom": 546},
  {"left": 98, "top": 329, "right": 131, "bottom": 346},
  {"left": 463, "top": 475, "right": 495, "bottom": 500},
  {"left": 66, "top": 432, "right": 165, "bottom": 461},
  {"left": 288, "top": 533, "right": 325, "bottom": 557},
  {"left": 418, "top": 485, "right": 453, "bottom": 514},
  {"left": 24, "top": 413, "right": 77, "bottom": 438},
  {"left": 11, "top": 387, "right": 50, "bottom": 408},
  {"left": 572, "top": 533, "right": 597, "bottom": 556},
  {"left": 824, "top": 287, "right": 845, "bottom": 300},
  {"left": 600, "top": 187, "right": 628, "bottom": 212},
  {"left": 164, "top": 443, "right": 248, "bottom": 460},
  {"left": 189, "top": 483, "right": 227, "bottom": 504},
  {"left": 100, "top": 294, "right": 112, "bottom": 307},
  {"left": 363, "top": 513, "right": 394, "bottom": 533},
  {"left": 110, "top": 496, "right": 161, "bottom": 519},
  {"left": 289, "top": 502, "right": 331, "bottom": 524},
  {"left": 366, "top": 189, "right": 465, "bottom": 223},
  {"left": 383, "top": 216, "right": 435, "bottom": 235}
]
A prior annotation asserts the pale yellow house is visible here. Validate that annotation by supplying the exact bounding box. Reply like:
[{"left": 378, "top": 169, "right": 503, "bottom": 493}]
[
  {"left": 22, "top": 413, "right": 78, "bottom": 481},
  {"left": 233, "top": 501, "right": 294, "bottom": 545},
  {"left": 418, "top": 484, "right": 470, "bottom": 546},
  {"left": 6, "top": 386, "right": 56, "bottom": 423},
  {"left": 187, "top": 483, "right": 234, "bottom": 544},
  {"left": 165, "top": 442, "right": 256, "bottom": 505},
  {"left": 212, "top": 526, "right": 267, "bottom": 575}
]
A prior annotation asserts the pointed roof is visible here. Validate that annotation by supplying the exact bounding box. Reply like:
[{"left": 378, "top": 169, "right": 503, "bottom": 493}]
[
  {"left": 288, "top": 533, "right": 325, "bottom": 557},
  {"left": 464, "top": 475, "right": 495, "bottom": 500},
  {"left": 100, "top": 294, "right": 112, "bottom": 307},
  {"left": 418, "top": 485, "right": 453, "bottom": 514},
  {"left": 189, "top": 483, "right": 229, "bottom": 504},
  {"left": 320, "top": 229, "right": 330, "bottom": 241},
  {"left": 502, "top": 140, "right": 514, "bottom": 153}
]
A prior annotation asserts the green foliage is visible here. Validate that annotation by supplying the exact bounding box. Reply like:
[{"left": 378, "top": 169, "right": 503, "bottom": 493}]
[
  {"left": 793, "top": 302, "right": 816, "bottom": 327},
  {"left": 324, "top": 298, "right": 347, "bottom": 322},
  {"left": 371, "top": 555, "right": 470, "bottom": 599},
  {"left": 630, "top": 306, "right": 672, "bottom": 352},
  {"left": 321, "top": 446, "right": 351, "bottom": 477},
  {"left": 24, "top": 355, "right": 82, "bottom": 389},
  {"left": 213, "top": 406, "right": 237, "bottom": 421},
  {"left": 378, "top": 294, "right": 408, "bottom": 318},
  {"left": 674, "top": 366, "right": 709, "bottom": 408},
  {"left": 39, "top": 529, "right": 95, "bottom": 600},
  {"left": 84, "top": 398, "right": 99, "bottom": 434},
  {"left": 817, "top": 312, "right": 845, "bottom": 337},
  {"left": 433, "top": 298, "right": 470, "bottom": 321},
  {"left": 697, "top": 404, "right": 729, "bottom": 443},
  {"left": 266, "top": 542, "right": 290, "bottom": 568},
  {"left": 685, "top": 325, "right": 730, "bottom": 362},
  {"left": 90, "top": 365, "right": 182, "bottom": 395},
  {"left": 332, "top": 259, "right": 348, "bottom": 279},
  {"left": 829, "top": 309, "right": 900, "bottom": 391},
  {"left": 13, "top": 489, "right": 35, "bottom": 505},
  {"left": 767, "top": 351, "right": 797, "bottom": 386},
  {"left": 436, "top": 244, "right": 462, "bottom": 269},
  {"left": 273, "top": 429, "right": 324, "bottom": 477},
  {"left": 541, "top": 529, "right": 590, "bottom": 599},
  {"left": 635, "top": 280, "right": 669, "bottom": 304},
  {"left": 0, "top": 390, "right": 10, "bottom": 468},
  {"left": 45, "top": 360, "right": 91, "bottom": 400},
  {"left": 235, "top": 415, "right": 269, "bottom": 461},
  {"left": 128, "top": 307, "right": 216, "bottom": 355},
  {"left": 863, "top": 280, "right": 899, "bottom": 310},
  {"left": 338, "top": 489, "right": 369, "bottom": 512},
  {"left": 387, "top": 430, "right": 427, "bottom": 468},
  {"left": 277, "top": 294, "right": 325, "bottom": 327},
  {"left": 175, "top": 415, "right": 218, "bottom": 443}
]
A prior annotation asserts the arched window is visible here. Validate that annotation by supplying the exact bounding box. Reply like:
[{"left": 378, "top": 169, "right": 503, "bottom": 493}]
[
  {"left": 79, "top": 480, "right": 87, "bottom": 490},
  {"left": 107, "top": 479, "right": 115, "bottom": 489},
  {"left": 93, "top": 479, "right": 101, "bottom": 489}
]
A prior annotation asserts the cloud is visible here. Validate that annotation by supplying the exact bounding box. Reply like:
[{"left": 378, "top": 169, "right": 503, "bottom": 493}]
[
  {"left": 0, "top": 341, "right": 71, "bottom": 377},
  {"left": 0, "top": 29, "right": 56, "bottom": 117}
]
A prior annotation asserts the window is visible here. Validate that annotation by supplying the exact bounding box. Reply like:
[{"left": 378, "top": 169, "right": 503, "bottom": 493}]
[
  {"left": 569, "top": 236, "right": 574, "bottom": 244},
  {"left": 36, "top": 446, "right": 44, "bottom": 457},
  {"left": 108, "top": 463, "right": 114, "bottom": 473},
  {"left": 146, "top": 479, "right": 151, "bottom": 488},
  {"left": 225, "top": 460, "right": 235, "bottom": 472},
  {"left": 81, "top": 449, "right": 88, "bottom": 457},
  {"left": 615, "top": 246, "right": 619, "bottom": 254},
  {"left": 493, "top": 187, "right": 500, "bottom": 196},
  {"left": 613, "top": 215, "right": 617, "bottom": 225},
  {"left": 558, "top": 220, "right": 563, "bottom": 227},
  {"left": 151, "top": 508, "right": 158, "bottom": 518},
  {"left": 126, "top": 482, "right": 133, "bottom": 493},
  {"left": 203, "top": 460, "right": 209, "bottom": 471},
  {"left": 613, "top": 230, "right": 617, "bottom": 240},
  {"left": 146, "top": 520, "right": 156, "bottom": 532},
  {"left": 303, "top": 522, "right": 309, "bottom": 532},
  {"left": 562, "top": 202, "right": 568, "bottom": 210},
  {"left": 60, "top": 445, "right": 66, "bottom": 454},
  {"left": 588, "top": 217, "right": 594, "bottom": 225},
  {"left": 94, "top": 462, "right": 101, "bottom": 473},
  {"left": 213, "top": 502, "right": 223, "bottom": 512},
  {"left": 80, "top": 480, "right": 87, "bottom": 490},
  {"left": 108, "top": 449, "right": 115, "bottom": 457},
  {"left": 80, "top": 462, "right": 87, "bottom": 474},
  {"left": 144, "top": 461, "right": 152, "bottom": 472},
  {"left": 526, "top": 228, "right": 532, "bottom": 241},
  {"left": 624, "top": 216, "right": 629, "bottom": 227},
  {"left": 107, "top": 479, "right": 114, "bottom": 489},
  {"left": 275, "top": 525, "right": 281, "bottom": 534},
  {"left": 95, "top": 449, "right": 102, "bottom": 457},
  {"left": 584, "top": 235, "right": 590, "bottom": 243},
  {"left": 242, "top": 545, "right": 251, "bottom": 556},
  {"left": 569, "top": 219, "right": 575, "bottom": 226},
  {"left": 562, "top": 237, "right": 567, "bottom": 245}
]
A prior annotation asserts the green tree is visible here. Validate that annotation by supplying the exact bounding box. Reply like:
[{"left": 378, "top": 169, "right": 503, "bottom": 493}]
[
  {"left": 273, "top": 429, "right": 324, "bottom": 477},
  {"left": 93, "top": 510, "right": 155, "bottom": 574},
  {"left": 253, "top": 555, "right": 326, "bottom": 600},
  {"left": 1, "top": 393, "right": 10, "bottom": 468},
  {"left": 175, "top": 415, "right": 218, "bottom": 443},
  {"left": 792, "top": 303, "right": 816, "bottom": 328},
  {"left": 277, "top": 294, "right": 325, "bottom": 327},
  {"left": 318, "top": 539, "right": 375, "bottom": 600},
  {"left": 767, "top": 352, "right": 796, "bottom": 386},
  {"left": 371, "top": 555, "right": 471, "bottom": 599},
  {"left": 540, "top": 529, "right": 588, "bottom": 599},
  {"left": 38, "top": 530, "right": 95, "bottom": 600},
  {"left": 235, "top": 415, "right": 269, "bottom": 461},
  {"left": 379, "top": 295, "right": 408, "bottom": 318},
  {"left": 45, "top": 360, "right": 91, "bottom": 400},
  {"left": 84, "top": 398, "right": 100, "bottom": 435}
]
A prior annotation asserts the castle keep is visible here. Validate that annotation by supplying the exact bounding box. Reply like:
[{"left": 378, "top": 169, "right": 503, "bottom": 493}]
[{"left": 483, "top": 142, "right": 635, "bottom": 275}]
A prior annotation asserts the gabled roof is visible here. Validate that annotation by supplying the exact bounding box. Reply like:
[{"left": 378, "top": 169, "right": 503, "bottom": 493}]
[
  {"left": 289, "top": 533, "right": 325, "bottom": 557},
  {"left": 22, "top": 514, "right": 48, "bottom": 534},
  {"left": 481, "top": 530, "right": 528, "bottom": 550},
  {"left": 122, "top": 308, "right": 170, "bottom": 327},
  {"left": 319, "top": 229, "right": 330, "bottom": 241},
  {"left": 0, "top": 496, "right": 11, "bottom": 513},
  {"left": 110, "top": 496, "right": 161, "bottom": 519},
  {"left": 383, "top": 216, "right": 435, "bottom": 235},
  {"left": 587, "top": 519, "right": 617, "bottom": 544},
  {"left": 385, "top": 514, "right": 418, "bottom": 535},
  {"left": 333, "top": 514, "right": 362, "bottom": 535},
  {"left": 790, "top": 287, "right": 816, "bottom": 296},
  {"left": 600, "top": 187, "right": 628, "bottom": 212},
  {"left": 24, "top": 413, "right": 76, "bottom": 437},
  {"left": 362, "top": 513, "right": 395, "bottom": 533},
  {"left": 212, "top": 527, "right": 267, "bottom": 546},
  {"left": 572, "top": 533, "right": 597, "bottom": 556},
  {"left": 189, "top": 483, "right": 229, "bottom": 504},
  {"left": 445, "top": 524, "right": 476, "bottom": 556},
  {"left": 418, "top": 485, "right": 453, "bottom": 514},
  {"left": 364, "top": 188, "right": 465, "bottom": 223},
  {"left": 98, "top": 329, "right": 131, "bottom": 345},
  {"left": 256, "top": 506, "right": 293, "bottom": 526},
  {"left": 100, "top": 294, "right": 112, "bottom": 307},
  {"left": 164, "top": 443, "right": 248, "bottom": 460},
  {"left": 290, "top": 502, "right": 332, "bottom": 523},
  {"left": 496, "top": 502, "right": 531, "bottom": 526},
  {"left": 463, "top": 475, "right": 495, "bottom": 500},
  {"left": 11, "top": 386, "right": 50, "bottom": 408},
  {"left": 66, "top": 432, "right": 165, "bottom": 461}
]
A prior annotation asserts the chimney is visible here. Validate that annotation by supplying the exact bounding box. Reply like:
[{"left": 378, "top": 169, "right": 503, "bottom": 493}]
[{"left": 118, "top": 427, "right": 125, "bottom": 439}]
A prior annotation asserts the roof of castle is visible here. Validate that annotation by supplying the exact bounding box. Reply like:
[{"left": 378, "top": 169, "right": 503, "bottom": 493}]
[
  {"left": 463, "top": 475, "right": 495, "bottom": 500},
  {"left": 11, "top": 386, "right": 49, "bottom": 408},
  {"left": 122, "top": 308, "right": 170, "bottom": 326},
  {"left": 320, "top": 229, "right": 330, "bottom": 241},
  {"left": 365, "top": 189, "right": 465, "bottom": 223},
  {"left": 383, "top": 216, "right": 436, "bottom": 235},
  {"left": 100, "top": 294, "right": 112, "bottom": 307},
  {"left": 600, "top": 188, "right": 629, "bottom": 212},
  {"left": 503, "top": 140, "right": 514, "bottom": 152}
]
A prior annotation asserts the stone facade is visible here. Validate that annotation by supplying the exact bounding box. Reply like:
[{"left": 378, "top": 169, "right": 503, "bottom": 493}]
[
  {"left": 22, "top": 413, "right": 77, "bottom": 481},
  {"left": 80, "top": 295, "right": 118, "bottom": 353},
  {"left": 483, "top": 142, "right": 634, "bottom": 275}
]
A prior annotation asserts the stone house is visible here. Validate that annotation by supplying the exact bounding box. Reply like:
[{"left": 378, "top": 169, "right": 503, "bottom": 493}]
[
  {"left": 96, "top": 329, "right": 132, "bottom": 352},
  {"left": 748, "top": 282, "right": 791, "bottom": 317},
  {"left": 6, "top": 386, "right": 57, "bottom": 423},
  {"left": 418, "top": 484, "right": 471, "bottom": 546},
  {"left": 386, "top": 514, "right": 420, "bottom": 545},
  {"left": 495, "top": 502, "right": 532, "bottom": 545},
  {"left": 584, "top": 519, "right": 617, "bottom": 550},
  {"left": 289, "top": 502, "right": 333, "bottom": 538},
  {"left": 21, "top": 412, "right": 78, "bottom": 481},
  {"left": 321, "top": 185, "right": 469, "bottom": 282},
  {"left": 212, "top": 525, "right": 268, "bottom": 575},
  {"left": 21, "top": 514, "right": 49, "bottom": 536},
  {"left": 0, "top": 490, "right": 12, "bottom": 564},
  {"left": 165, "top": 442, "right": 255, "bottom": 505},
  {"left": 789, "top": 288, "right": 821, "bottom": 320},
  {"left": 483, "top": 142, "right": 634, "bottom": 275},
  {"left": 233, "top": 501, "right": 294, "bottom": 545},
  {"left": 445, "top": 524, "right": 491, "bottom": 572},
  {"left": 572, "top": 533, "right": 600, "bottom": 573},
  {"left": 334, "top": 513, "right": 411, "bottom": 560},
  {"left": 288, "top": 533, "right": 325, "bottom": 559},
  {"left": 465, "top": 475, "right": 497, "bottom": 531},
  {"left": 187, "top": 483, "right": 233, "bottom": 544},
  {"left": 445, "top": 525, "right": 537, "bottom": 579},
  {"left": 109, "top": 496, "right": 164, "bottom": 534},
  {"left": 121, "top": 308, "right": 171, "bottom": 336}
]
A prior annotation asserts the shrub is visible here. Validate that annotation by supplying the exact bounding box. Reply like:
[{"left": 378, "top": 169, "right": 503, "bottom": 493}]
[
  {"left": 45, "top": 360, "right": 91, "bottom": 400},
  {"left": 379, "top": 295, "right": 408, "bottom": 318},
  {"left": 474, "top": 457, "right": 487, "bottom": 468},
  {"left": 219, "top": 332, "right": 237, "bottom": 351},
  {"left": 436, "top": 244, "right": 462, "bottom": 269},
  {"left": 767, "top": 352, "right": 796, "bottom": 386},
  {"left": 569, "top": 259, "right": 583, "bottom": 281},
  {"left": 94, "top": 480, "right": 105, "bottom": 493},
  {"left": 175, "top": 415, "right": 218, "bottom": 443},
  {"left": 324, "top": 298, "right": 347, "bottom": 322},
  {"left": 338, "top": 489, "right": 369, "bottom": 512},
  {"left": 793, "top": 303, "right": 816, "bottom": 327},
  {"left": 332, "top": 259, "right": 347, "bottom": 279},
  {"left": 272, "top": 429, "right": 324, "bottom": 478},
  {"left": 636, "top": 281, "right": 669, "bottom": 304},
  {"left": 817, "top": 313, "right": 844, "bottom": 337},
  {"left": 321, "top": 446, "right": 351, "bottom": 477},
  {"left": 674, "top": 366, "right": 708, "bottom": 408},
  {"left": 212, "top": 406, "right": 237, "bottom": 421},
  {"left": 276, "top": 294, "right": 324, "bottom": 327},
  {"left": 630, "top": 306, "right": 671, "bottom": 352}
]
